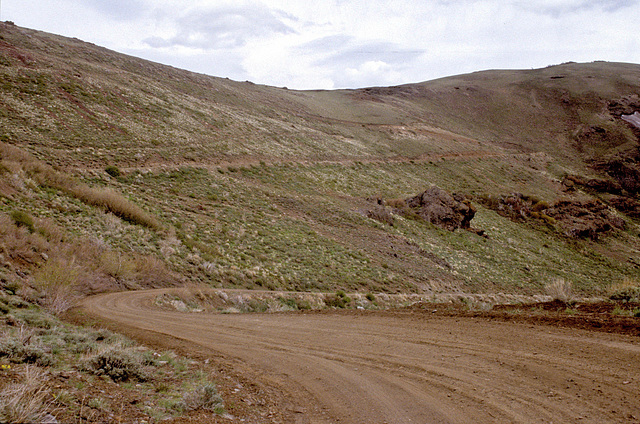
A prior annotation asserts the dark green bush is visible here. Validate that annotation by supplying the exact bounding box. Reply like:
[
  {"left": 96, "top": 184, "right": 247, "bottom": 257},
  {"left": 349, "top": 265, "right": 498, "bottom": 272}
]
[
  {"left": 10, "top": 210, "right": 35, "bottom": 232},
  {"left": 609, "top": 286, "right": 640, "bottom": 302},
  {"left": 279, "top": 297, "right": 299, "bottom": 310},
  {"left": 325, "top": 291, "right": 352, "bottom": 308},
  {"left": 104, "top": 165, "right": 121, "bottom": 178}
]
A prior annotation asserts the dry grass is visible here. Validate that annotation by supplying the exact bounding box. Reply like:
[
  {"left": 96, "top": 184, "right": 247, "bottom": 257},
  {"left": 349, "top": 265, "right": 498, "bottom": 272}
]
[
  {"left": 0, "top": 211, "right": 175, "bottom": 311},
  {"left": 0, "top": 215, "right": 50, "bottom": 267},
  {"left": 0, "top": 142, "right": 160, "bottom": 230},
  {"left": 545, "top": 278, "right": 574, "bottom": 303},
  {"left": 0, "top": 366, "right": 50, "bottom": 424},
  {"left": 68, "top": 185, "right": 160, "bottom": 230}
]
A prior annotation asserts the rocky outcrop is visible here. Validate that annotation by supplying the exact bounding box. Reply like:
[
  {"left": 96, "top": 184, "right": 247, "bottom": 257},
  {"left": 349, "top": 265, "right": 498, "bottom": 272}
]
[
  {"left": 544, "top": 200, "right": 625, "bottom": 240},
  {"left": 476, "top": 192, "right": 626, "bottom": 240},
  {"left": 562, "top": 175, "right": 623, "bottom": 195},
  {"left": 609, "top": 196, "right": 640, "bottom": 218},
  {"left": 475, "top": 193, "right": 543, "bottom": 222},
  {"left": 405, "top": 187, "right": 476, "bottom": 231}
]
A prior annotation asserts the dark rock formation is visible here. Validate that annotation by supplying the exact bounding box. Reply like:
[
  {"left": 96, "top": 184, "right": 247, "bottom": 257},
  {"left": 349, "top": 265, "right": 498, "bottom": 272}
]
[
  {"left": 545, "top": 200, "right": 625, "bottom": 240},
  {"left": 609, "top": 196, "right": 640, "bottom": 218},
  {"left": 405, "top": 186, "right": 476, "bottom": 231}
]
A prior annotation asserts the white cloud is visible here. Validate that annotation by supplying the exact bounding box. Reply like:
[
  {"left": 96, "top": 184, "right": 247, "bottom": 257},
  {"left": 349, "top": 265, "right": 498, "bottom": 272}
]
[
  {"left": 2, "top": 0, "right": 640, "bottom": 89},
  {"left": 144, "top": 3, "right": 296, "bottom": 50},
  {"left": 341, "top": 61, "right": 403, "bottom": 88}
]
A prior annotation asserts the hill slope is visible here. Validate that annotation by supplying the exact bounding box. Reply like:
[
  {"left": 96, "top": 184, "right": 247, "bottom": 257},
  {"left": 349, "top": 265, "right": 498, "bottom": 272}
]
[{"left": 1, "top": 22, "right": 639, "bottom": 303}]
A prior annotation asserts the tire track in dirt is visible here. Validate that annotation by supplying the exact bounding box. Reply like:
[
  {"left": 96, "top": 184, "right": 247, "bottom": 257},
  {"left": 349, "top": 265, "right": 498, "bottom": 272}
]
[{"left": 81, "top": 288, "right": 640, "bottom": 424}]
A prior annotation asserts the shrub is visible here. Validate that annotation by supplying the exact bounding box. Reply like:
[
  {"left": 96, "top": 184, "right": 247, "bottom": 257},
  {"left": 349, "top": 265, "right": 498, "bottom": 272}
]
[
  {"left": 12, "top": 309, "right": 56, "bottom": 329},
  {"left": 608, "top": 280, "right": 640, "bottom": 302},
  {"left": 98, "top": 251, "right": 136, "bottom": 280},
  {"left": 532, "top": 200, "right": 550, "bottom": 212},
  {"left": 9, "top": 211, "right": 34, "bottom": 233},
  {"left": 366, "top": 293, "right": 376, "bottom": 302},
  {"left": 82, "top": 348, "right": 148, "bottom": 382},
  {"left": 366, "top": 206, "right": 394, "bottom": 226},
  {"left": 4, "top": 281, "right": 20, "bottom": 295},
  {"left": 386, "top": 198, "right": 407, "bottom": 209},
  {"left": 180, "top": 384, "right": 224, "bottom": 413},
  {"left": 325, "top": 291, "right": 351, "bottom": 308},
  {"left": 0, "top": 341, "right": 52, "bottom": 367},
  {"left": 104, "top": 165, "right": 121, "bottom": 178},
  {"left": 279, "top": 297, "right": 299, "bottom": 311},
  {"left": 295, "top": 298, "right": 312, "bottom": 310},
  {"left": 545, "top": 278, "right": 573, "bottom": 303},
  {"left": 32, "top": 258, "right": 79, "bottom": 313}
]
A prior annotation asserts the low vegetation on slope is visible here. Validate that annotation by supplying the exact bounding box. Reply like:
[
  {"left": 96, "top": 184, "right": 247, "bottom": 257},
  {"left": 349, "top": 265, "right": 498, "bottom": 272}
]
[
  {"left": 1, "top": 22, "right": 640, "bottom": 303},
  {"left": 0, "top": 288, "right": 228, "bottom": 422},
  {"left": 1, "top": 20, "right": 640, "bottom": 422}
]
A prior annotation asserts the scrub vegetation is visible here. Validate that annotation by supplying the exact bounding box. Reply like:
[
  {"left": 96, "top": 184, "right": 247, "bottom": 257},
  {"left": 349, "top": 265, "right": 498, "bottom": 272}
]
[{"left": 1, "top": 22, "right": 640, "bottom": 422}]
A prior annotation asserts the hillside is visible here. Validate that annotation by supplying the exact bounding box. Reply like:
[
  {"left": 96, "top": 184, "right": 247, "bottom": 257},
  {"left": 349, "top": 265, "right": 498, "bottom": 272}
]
[{"left": 1, "top": 21, "right": 640, "bottom": 306}]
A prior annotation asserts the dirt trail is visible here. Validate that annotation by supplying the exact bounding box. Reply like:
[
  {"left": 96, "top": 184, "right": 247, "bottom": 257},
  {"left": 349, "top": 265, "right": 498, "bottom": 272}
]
[{"left": 80, "top": 288, "right": 640, "bottom": 424}]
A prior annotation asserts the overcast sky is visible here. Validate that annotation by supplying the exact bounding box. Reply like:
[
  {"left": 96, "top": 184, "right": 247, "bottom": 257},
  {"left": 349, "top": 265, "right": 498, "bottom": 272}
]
[{"left": 3, "top": 1, "right": 640, "bottom": 89}]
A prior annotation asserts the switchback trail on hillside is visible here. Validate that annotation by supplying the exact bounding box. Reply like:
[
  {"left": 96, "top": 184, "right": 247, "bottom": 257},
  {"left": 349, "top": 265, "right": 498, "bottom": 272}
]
[{"left": 80, "top": 288, "right": 640, "bottom": 424}]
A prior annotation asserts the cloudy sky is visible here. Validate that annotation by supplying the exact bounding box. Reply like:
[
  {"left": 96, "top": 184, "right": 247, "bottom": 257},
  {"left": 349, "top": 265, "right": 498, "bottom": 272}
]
[{"left": 3, "top": 1, "right": 640, "bottom": 89}]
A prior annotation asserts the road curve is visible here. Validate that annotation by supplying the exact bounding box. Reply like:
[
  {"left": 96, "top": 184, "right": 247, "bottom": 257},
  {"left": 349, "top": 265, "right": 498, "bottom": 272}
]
[{"left": 80, "top": 288, "right": 640, "bottom": 424}]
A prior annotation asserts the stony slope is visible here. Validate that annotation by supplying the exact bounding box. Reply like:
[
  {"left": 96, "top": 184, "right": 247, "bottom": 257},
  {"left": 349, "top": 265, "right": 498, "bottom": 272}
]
[{"left": 1, "top": 22, "right": 640, "bottom": 302}]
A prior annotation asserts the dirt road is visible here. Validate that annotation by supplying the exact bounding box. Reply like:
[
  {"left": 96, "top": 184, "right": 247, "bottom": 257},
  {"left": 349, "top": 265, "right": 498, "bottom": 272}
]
[{"left": 81, "top": 288, "right": 640, "bottom": 424}]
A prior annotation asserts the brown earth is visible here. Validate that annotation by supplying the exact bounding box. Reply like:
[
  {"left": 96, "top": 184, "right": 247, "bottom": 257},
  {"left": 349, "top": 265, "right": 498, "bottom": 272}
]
[{"left": 78, "top": 288, "right": 640, "bottom": 424}]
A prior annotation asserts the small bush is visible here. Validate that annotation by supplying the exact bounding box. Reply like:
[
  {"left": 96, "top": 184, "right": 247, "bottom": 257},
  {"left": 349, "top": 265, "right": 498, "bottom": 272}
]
[
  {"left": 279, "top": 297, "right": 299, "bottom": 311},
  {"left": 4, "top": 281, "right": 20, "bottom": 295},
  {"left": 104, "top": 165, "right": 121, "bottom": 178},
  {"left": 366, "top": 206, "right": 394, "bottom": 226},
  {"left": 324, "top": 295, "right": 344, "bottom": 308},
  {"left": 98, "top": 251, "right": 136, "bottom": 280},
  {"left": 9, "top": 211, "right": 34, "bottom": 233},
  {"left": 12, "top": 309, "right": 56, "bottom": 329},
  {"left": 82, "top": 348, "right": 148, "bottom": 382},
  {"left": 532, "top": 200, "right": 550, "bottom": 212},
  {"left": 0, "top": 338, "right": 53, "bottom": 366},
  {"left": 295, "top": 298, "right": 312, "bottom": 310},
  {"left": 608, "top": 280, "right": 640, "bottom": 302},
  {"left": 386, "top": 198, "right": 407, "bottom": 209},
  {"left": 32, "top": 258, "right": 79, "bottom": 313},
  {"left": 325, "top": 291, "right": 351, "bottom": 308},
  {"left": 545, "top": 278, "right": 573, "bottom": 303},
  {"left": 180, "top": 384, "right": 224, "bottom": 413},
  {"left": 366, "top": 293, "right": 376, "bottom": 302}
]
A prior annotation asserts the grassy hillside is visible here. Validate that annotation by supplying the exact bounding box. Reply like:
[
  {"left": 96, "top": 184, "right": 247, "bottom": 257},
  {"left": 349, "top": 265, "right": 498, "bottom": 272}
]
[{"left": 1, "top": 21, "right": 640, "bottom": 307}]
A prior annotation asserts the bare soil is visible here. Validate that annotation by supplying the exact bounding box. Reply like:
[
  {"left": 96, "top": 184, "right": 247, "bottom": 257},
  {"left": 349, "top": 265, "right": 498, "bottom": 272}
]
[{"left": 77, "top": 288, "right": 640, "bottom": 424}]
